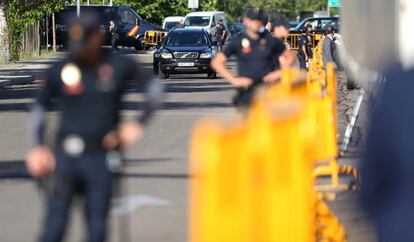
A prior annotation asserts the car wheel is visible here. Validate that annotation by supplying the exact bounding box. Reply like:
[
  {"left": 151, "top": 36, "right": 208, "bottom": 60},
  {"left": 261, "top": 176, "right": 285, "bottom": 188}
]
[
  {"left": 160, "top": 67, "right": 169, "bottom": 79},
  {"left": 134, "top": 37, "right": 144, "bottom": 51},
  {"left": 207, "top": 71, "right": 217, "bottom": 79}
]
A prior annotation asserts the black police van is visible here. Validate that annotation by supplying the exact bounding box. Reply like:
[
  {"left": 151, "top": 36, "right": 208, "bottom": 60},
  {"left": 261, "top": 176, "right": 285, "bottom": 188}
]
[{"left": 55, "top": 5, "right": 160, "bottom": 50}]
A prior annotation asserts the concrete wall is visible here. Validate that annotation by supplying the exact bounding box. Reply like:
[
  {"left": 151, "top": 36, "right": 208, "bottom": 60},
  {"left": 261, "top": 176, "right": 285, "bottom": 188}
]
[
  {"left": 0, "top": 6, "right": 9, "bottom": 63},
  {"left": 341, "top": 0, "right": 398, "bottom": 71}
]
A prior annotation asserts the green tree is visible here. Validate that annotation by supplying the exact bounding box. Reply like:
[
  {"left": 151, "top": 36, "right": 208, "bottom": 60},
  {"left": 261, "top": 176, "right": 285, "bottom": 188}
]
[{"left": 2, "top": 0, "right": 66, "bottom": 61}]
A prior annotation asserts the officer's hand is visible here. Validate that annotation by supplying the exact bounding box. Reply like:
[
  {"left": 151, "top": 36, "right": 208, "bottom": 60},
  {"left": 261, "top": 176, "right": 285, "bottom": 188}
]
[
  {"left": 26, "top": 146, "right": 56, "bottom": 177},
  {"left": 102, "top": 122, "right": 143, "bottom": 149},
  {"left": 263, "top": 71, "right": 281, "bottom": 84},
  {"left": 118, "top": 121, "right": 143, "bottom": 147},
  {"left": 231, "top": 77, "right": 253, "bottom": 88}
]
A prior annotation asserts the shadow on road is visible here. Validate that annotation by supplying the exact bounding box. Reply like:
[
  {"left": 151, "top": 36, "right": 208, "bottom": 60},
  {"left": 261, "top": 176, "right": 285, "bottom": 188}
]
[{"left": 0, "top": 160, "right": 30, "bottom": 180}]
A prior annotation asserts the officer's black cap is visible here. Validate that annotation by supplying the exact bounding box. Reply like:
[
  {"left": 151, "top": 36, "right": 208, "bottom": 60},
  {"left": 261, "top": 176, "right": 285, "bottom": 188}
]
[
  {"left": 245, "top": 8, "right": 268, "bottom": 23},
  {"left": 270, "top": 13, "right": 289, "bottom": 29}
]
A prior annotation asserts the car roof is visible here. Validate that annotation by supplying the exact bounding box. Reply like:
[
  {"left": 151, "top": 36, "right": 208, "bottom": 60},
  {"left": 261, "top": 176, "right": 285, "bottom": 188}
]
[
  {"left": 186, "top": 11, "right": 225, "bottom": 17},
  {"left": 170, "top": 28, "right": 206, "bottom": 33},
  {"left": 164, "top": 16, "right": 184, "bottom": 22}
]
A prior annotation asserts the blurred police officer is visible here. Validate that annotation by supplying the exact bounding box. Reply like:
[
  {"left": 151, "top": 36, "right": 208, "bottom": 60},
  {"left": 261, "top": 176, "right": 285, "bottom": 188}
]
[
  {"left": 26, "top": 13, "right": 161, "bottom": 242},
  {"left": 269, "top": 13, "right": 296, "bottom": 69},
  {"left": 360, "top": 66, "right": 414, "bottom": 242},
  {"left": 297, "top": 27, "right": 310, "bottom": 69},
  {"left": 211, "top": 8, "right": 287, "bottom": 108}
]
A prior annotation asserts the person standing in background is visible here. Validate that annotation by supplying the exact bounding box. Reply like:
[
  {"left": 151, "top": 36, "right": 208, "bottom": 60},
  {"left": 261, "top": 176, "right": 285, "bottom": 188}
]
[
  {"left": 215, "top": 19, "right": 227, "bottom": 51},
  {"left": 297, "top": 27, "right": 310, "bottom": 69},
  {"left": 322, "top": 26, "right": 337, "bottom": 69},
  {"left": 109, "top": 20, "right": 119, "bottom": 52}
]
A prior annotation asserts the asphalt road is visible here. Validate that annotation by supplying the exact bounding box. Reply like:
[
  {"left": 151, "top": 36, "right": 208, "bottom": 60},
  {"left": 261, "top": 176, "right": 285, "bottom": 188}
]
[
  {"left": 0, "top": 51, "right": 375, "bottom": 242},
  {"left": 0, "top": 52, "right": 239, "bottom": 242}
]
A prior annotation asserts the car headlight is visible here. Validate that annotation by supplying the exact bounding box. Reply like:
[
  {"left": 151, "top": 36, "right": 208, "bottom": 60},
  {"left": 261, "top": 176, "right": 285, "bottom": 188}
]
[
  {"left": 200, "top": 52, "right": 213, "bottom": 59},
  {"left": 160, "top": 52, "right": 173, "bottom": 59},
  {"left": 154, "top": 53, "right": 160, "bottom": 58}
]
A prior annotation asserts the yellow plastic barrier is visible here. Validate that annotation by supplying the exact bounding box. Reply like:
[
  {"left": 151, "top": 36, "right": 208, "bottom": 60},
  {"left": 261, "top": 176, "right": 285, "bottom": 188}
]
[
  {"left": 143, "top": 30, "right": 167, "bottom": 47},
  {"left": 285, "top": 34, "right": 323, "bottom": 50},
  {"left": 189, "top": 62, "right": 356, "bottom": 242},
  {"left": 190, "top": 96, "right": 317, "bottom": 242}
]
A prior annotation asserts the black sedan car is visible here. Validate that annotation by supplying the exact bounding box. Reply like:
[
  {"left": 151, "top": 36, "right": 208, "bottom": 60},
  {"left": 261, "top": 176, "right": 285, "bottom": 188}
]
[
  {"left": 153, "top": 28, "right": 217, "bottom": 79},
  {"left": 290, "top": 16, "right": 339, "bottom": 34}
]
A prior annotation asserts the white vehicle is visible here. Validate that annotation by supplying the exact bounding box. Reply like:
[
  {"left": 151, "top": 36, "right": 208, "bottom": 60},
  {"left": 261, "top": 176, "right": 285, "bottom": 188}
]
[
  {"left": 162, "top": 16, "right": 184, "bottom": 31},
  {"left": 184, "top": 11, "right": 228, "bottom": 35}
]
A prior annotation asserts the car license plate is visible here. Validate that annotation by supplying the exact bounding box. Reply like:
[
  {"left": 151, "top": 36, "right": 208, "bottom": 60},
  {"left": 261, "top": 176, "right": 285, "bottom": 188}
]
[{"left": 178, "top": 62, "right": 194, "bottom": 67}]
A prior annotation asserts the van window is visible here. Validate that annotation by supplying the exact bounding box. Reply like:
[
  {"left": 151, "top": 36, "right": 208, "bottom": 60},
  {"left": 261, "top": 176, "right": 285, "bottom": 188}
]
[
  {"left": 185, "top": 16, "right": 211, "bottom": 27},
  {"left": 119, "top": 9, "right": 136, "bottom": 25}
]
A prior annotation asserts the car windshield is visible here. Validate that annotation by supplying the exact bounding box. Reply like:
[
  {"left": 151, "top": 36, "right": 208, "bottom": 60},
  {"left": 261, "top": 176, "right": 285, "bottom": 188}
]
[
  {"left": 165, "top": 31, "right": 208, "bottom": 46},
  {"left": 184, "top": 16, "right": 211, "bottom": 27},
  {"left": 165, "top": 21, "right": 179, "bottom": 31}
]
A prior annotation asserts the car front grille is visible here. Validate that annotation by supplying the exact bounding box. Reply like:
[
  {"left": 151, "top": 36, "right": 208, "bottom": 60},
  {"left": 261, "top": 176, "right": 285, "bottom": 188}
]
[{"left": 173, "top": 52, "right": 198, "bottom": 59}]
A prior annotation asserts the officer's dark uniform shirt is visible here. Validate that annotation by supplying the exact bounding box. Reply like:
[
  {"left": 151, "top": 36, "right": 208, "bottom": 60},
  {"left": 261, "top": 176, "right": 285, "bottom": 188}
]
[
  {"left": 37, "top": 51, "right": 153, "bottom": 145},
  {"left": 216, "top": 23, "right": 226, "bottom": 40},
  {"left": 223, "top": 33, "right": 286, "bottom": 82},
  {"left": 298, "top": 35, "right": 308, "bottom": 56}
]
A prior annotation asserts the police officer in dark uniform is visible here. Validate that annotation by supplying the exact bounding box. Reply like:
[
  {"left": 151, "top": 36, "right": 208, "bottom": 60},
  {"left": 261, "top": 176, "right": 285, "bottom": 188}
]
[
  {"left": 269, "top": 13, "right": 296, "bottom": 70},
  {"left": 211, "top": 8, "right": 287, "bottom": 108},
  {"left": 297, "top": 27, "right": 310, "bottom": 69},
  {"left": 215, "top": 19, "right": 227, "bottom": 51},
  {"left": 109, "top": 20, "right": 119, "bottom": 52},
  {"left": 25, "top": 13, "right": 162, "bottom": 242}
]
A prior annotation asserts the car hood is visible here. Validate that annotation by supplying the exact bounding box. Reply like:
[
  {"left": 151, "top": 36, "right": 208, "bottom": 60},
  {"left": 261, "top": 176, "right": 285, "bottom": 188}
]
[{"left": 163, "top": 46, "right": 211, "bottom": 52}]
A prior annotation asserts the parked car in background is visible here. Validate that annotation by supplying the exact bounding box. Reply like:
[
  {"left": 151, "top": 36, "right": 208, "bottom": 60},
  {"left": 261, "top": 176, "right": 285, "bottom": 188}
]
[
  {"left": 55, "top": 5, "right": 161, "bottom": 50},
  {"left": 162, "top": 16, "right": 184, "bottom": 31},
  {"left": 184, "top": 11, "right": 228, "bottom": 36},
  {"left": 290, "top": 16, "right": 340, "bottom": 34},
  {"left": 153, "top": 28, "right": 217, "bottom": 79},
  {"left": 288, "top": 21, "right": 299, "bottom": 28}
]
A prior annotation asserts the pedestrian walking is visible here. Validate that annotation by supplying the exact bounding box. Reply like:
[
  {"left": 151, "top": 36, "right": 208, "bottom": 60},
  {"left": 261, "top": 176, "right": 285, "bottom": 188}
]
[
  {"left": 322, "top": 26, "right": 337, "bottom": 69},
  {"left": 25, "top": 13, "right": 162, "bottom": 242},
  {"left": 211, "top": 8, "right": 287, "bottom": 109},
  {"left": 109, "top": 20, "right": 119, "bottom": 52},
  {"left": 214, "top": 19, "right": 227, "bottom": 51}
]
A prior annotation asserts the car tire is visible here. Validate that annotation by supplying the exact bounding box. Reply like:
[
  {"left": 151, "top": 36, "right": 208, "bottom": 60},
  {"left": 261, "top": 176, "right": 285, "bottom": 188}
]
[
  {"left": 134, "top": 37, "right": 144, "bottom": 51},
  {"left": 207, "top": 71, "right": 217, "bottom": 79},
  {"left": 160, "top": 68, "right": 169, "bottom": 79}
]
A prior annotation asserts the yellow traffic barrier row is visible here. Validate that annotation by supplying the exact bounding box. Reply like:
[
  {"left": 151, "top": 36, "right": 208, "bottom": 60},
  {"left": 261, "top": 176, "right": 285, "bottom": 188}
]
[
  {"left": 285, "top": 33, "right": 324, "bottom": 50},
  {"left": 190, "top": 98, "right": 316, "bottom": 242},
  {"left": 143, "top": 30, "right": 167, "bottom": 47},
  {"left": 189, "top": 63, "right": 354, "bottom": 241},
  {"left": 189, "top": 33, "right": 360, "bottom": 240}
]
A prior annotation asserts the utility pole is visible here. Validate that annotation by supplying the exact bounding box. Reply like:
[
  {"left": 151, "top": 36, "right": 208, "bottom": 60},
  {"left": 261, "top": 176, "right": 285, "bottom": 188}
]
[{"left": 77, "top": 0, "right": 80, "bottom": 17}]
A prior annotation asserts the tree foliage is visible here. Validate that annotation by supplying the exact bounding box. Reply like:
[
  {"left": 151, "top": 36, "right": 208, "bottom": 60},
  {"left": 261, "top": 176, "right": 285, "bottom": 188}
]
[{"left": 2, "top": 0, "right": 66, "bottom": 61}]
